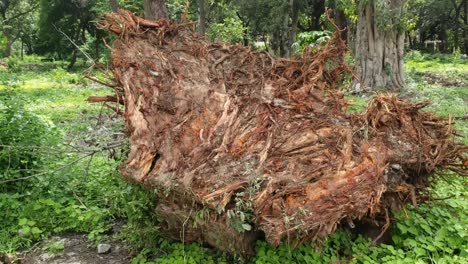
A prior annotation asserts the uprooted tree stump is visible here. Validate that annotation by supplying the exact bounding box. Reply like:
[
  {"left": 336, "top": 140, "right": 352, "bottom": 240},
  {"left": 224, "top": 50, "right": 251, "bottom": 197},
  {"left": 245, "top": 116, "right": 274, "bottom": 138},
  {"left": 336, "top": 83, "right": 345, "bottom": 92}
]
[{"left": 94, "top": 10, "right": 467, "bottom": 255}]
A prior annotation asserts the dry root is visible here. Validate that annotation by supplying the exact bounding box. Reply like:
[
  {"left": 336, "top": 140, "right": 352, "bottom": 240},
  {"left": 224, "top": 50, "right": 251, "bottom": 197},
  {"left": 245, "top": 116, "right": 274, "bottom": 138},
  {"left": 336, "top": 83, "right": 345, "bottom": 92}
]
[{"left": 92, "top": 10, "right": 467, "bottom": 255}]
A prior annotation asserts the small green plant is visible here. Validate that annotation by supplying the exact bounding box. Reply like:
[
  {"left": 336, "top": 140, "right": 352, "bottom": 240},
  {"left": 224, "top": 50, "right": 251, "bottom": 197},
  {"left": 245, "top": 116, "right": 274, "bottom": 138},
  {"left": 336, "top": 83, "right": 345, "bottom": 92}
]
[
  {"left": 44, "top": 240, "right": 65, "bottom": 256},
  {"left": 6, "top": 57, "right": 22, "bottom": 73},
  {"left": 207, "top": 17, "right": 247, "bottom": 44},
  {"left": 0, "top": 89, "right": 59, "bottom": 192},
  {"left": 292, "top": 31, "right": 332, "bottom": 53}
]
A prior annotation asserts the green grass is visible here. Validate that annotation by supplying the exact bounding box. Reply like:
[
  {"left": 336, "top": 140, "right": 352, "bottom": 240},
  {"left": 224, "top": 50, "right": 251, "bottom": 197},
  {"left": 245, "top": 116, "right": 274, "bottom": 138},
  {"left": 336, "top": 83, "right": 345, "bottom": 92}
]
[
  {"left": 0, "top": 54, "right": 467, "bottom": 263},
  {"left": 0, "top": 57, "right": 158, "bottom": 256}
]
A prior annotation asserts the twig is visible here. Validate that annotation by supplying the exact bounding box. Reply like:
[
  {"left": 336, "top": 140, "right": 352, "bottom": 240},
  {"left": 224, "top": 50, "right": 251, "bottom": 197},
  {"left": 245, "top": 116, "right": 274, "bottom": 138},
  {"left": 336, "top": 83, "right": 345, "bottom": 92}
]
[
  {"left": 0, "top": 143, "right": 124, "bottom": 185},
  {"left": 0, "top": 152, "right": 94, "bottom": 185},
  {"left": 52, "top": 24, "right": 94, "bottom": 63},
  {"left": 84, "top": 75, "right": 117, "bottom": 88},
  {"left": 370, "top": 209, "right": 391, "bottom": 246},
  {"left": 87, "top": 95, "right": 123, "bottom": 104}
]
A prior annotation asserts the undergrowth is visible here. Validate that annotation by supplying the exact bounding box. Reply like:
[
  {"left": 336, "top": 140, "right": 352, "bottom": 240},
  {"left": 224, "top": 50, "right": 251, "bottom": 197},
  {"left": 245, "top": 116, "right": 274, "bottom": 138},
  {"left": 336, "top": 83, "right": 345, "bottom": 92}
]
[{"left": 0, "top": 54, "right": 466, "bottom": 263}]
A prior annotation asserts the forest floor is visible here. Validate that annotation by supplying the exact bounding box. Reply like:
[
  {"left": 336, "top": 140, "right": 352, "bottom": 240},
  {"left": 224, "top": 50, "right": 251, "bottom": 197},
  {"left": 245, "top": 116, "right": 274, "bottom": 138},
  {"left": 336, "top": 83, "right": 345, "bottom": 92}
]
[{"left": 0, "top": 52, "right": 466, "bottom": 264}]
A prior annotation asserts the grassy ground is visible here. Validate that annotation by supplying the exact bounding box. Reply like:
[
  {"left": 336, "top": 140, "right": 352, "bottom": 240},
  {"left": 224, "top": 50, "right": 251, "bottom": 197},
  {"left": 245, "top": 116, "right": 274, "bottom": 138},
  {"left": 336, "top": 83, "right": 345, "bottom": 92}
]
[{"left": 0, "top": 53, "right": 466, "bottom": 263}]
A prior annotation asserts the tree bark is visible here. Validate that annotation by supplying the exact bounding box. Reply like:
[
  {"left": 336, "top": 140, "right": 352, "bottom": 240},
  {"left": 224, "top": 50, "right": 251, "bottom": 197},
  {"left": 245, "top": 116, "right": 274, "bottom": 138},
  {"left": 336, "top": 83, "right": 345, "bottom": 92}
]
[
  {"left": 3, "top": 30, "right": 17, "bottom": 57},
  {"left": 289, "top": 0, "right": 300, "bottom": 54},
  {"left": 452, "top": 0, "right": 464, "bottom": 51},
  {"left": 354, "top": 0, "right": 406, "bottom": 92},
  {"left": 464, "top": 0, "right": 468, "bottom": 54},
  {"left": 335, "top": 9, "right": 348, "bottom": 43},
  {"left": 144, "top": 0, "right": 168, "bottom": 20},
  {"left": 309, "top": 0, "right": 325, "bottom": 31},
  {"left": 109, "top": 0, "right": 119, "bottom": 12},
  {"left": 197, "top": 0, "right": 206, "bottom": 36},
  {"left": 281, "top": 2, "right": 290, "bottom": 57}
]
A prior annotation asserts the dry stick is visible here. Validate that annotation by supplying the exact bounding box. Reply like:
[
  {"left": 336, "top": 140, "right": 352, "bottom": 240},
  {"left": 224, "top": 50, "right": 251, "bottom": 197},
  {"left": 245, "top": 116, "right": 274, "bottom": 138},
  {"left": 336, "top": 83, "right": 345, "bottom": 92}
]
[
  {"left": 52, "top": 24, "right": 94, "bottom": 64},
  {"left": 53, "top": 26, "right": 121, "bottom": 114},
  {"left": 0, "top": 143, "right": 124, "bottom": 185},
  {"left": 84, "top": 75, "right": 117, "bottom": 88},
  {"left": 371, "top": 209, "right": 391, "bottom": 246},
  {"left": 0, "top": 152, "right": 93, "bottom": 185}
]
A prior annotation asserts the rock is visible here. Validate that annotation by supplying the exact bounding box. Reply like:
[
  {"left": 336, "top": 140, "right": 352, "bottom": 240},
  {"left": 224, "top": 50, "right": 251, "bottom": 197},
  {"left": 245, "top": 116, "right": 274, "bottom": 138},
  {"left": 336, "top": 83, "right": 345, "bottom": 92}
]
[{"left": 97, "top": 244, "right": 111, "bottom": 254}]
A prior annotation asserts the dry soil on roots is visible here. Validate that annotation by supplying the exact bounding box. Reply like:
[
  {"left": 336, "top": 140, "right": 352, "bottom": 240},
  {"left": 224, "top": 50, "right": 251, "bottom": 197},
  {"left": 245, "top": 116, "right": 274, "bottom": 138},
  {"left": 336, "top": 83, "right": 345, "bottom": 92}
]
[{"left": 93, "top": 9, "right": 467, "bottom": 255}]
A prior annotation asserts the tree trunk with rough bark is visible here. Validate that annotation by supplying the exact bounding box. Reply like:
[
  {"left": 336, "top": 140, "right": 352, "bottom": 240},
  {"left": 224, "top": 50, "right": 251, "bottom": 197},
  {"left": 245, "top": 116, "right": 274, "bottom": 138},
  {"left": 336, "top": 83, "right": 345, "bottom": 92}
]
[
  {"left": 464, "top": 0, "right": 468, "bottom": 54},
  {"left": 3, "top": 30, "right": 17, "bottom": 57},
  {"left": 109, "top": 0, "right": 119, "bottom": 12},
  {"left": 144, "top": 0, "right": 168, "bottom": 20},
  {"left": 354, "top": 0, "right": 405, "bottom": 92},
  {"left": 289, "top": 0, "right": 300, "bottom": 53},
  {"left": 197, "top": 0, "right": 206, "bottom": 36}
]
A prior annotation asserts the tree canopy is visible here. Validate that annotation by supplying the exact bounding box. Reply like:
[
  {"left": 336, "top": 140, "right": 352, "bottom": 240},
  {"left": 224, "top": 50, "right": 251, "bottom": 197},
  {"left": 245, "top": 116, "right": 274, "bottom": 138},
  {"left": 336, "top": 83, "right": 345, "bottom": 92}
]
[{"left": 1, "top": 0, "right": 467, "bottom": 88}]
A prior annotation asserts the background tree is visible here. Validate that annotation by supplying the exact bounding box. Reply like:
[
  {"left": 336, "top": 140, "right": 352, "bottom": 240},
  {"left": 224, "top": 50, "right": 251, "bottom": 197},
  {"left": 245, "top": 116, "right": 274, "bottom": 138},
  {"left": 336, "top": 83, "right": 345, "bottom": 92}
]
[
  {"left": 144, "top": 0, "right": 168, "bottom": 19},
  {"left": 36, "top": 0, "right": 104, "bottom": 68},
  {"left": 0, "top": 0, "right": 39, "bottom": 57},
  {"left": 109, "top": 0, "right": 119, "bottom": 12},
  {"left": 354, "top": 0, "right": 406, "bottom": 91},
  {"left": 197, "top": 0, "right": 206, "bottom": 35}
]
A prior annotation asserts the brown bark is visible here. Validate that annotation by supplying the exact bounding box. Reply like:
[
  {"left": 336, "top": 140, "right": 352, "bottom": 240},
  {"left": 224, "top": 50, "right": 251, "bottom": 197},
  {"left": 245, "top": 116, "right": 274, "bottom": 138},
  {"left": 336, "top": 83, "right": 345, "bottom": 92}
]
[
  {"left": 354, "top": 0, "right": 406, "bottom": 92},
  {"left": 144, "top": 0, "right": 168, "bottom": 20},
  {"left": 281, "top": 3, "right": 290, "bottom": 57},
  {"left": 452, "top": 0, "right": 464, "bottom": 51},
  {"left": 289, "top": 0, "right": 300, "bottom": 54},
  {"left": 197, "top": 0, "right": 206, "bottom": 36},
  {"left": 3, "top": 30, "right": 17, "bottom": 57},
  {"left": 309, "top": 0, "right": 325, "bottom": 31},
  {"left": 464, "top": 0, "right": 468, "bottom": 54}
]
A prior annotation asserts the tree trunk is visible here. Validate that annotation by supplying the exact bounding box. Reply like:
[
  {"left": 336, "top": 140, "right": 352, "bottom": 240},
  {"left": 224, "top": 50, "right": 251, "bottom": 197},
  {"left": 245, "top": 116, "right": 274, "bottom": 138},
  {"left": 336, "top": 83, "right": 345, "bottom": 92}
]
[
  {"left": 68, "top": 49, "right": 77, "bottom": 70},
  {"left": 3, "top": 30, "right": 16, "bottom": 57},
  {"left": 289, "top": 0, "right": 300, "bottom": 54},
  {"left": 464, "top": 0, "right": 468, "bottom": 54},
  {"left": 309, "top": 0, "right": 325, "bottom": 31},
  {"left": 5, "top": 41, "right": 13, "bottom": 57},
  {"left": 354, "top": 0, "right": 405, "bottom": 92},
  {"left": 281, "top": 2, "right": 290, "bottom": 57},
  {"left": 144, "top": 0, "right": 168, "bottom": 20},
  {"left": 335, "top": 9, "right": 348, "bottom": 42},
  {"left": 407, "top": 31, "right": 413, "bottom": 49},
  {"left": 109, "top": 0, "right": 119, "bottom": 12},
  {"left": 454, "top": 5, "right": 462, "bottom": 51},
  {"left": 197, "top": 0, "right": 206, "bottom": 36}
]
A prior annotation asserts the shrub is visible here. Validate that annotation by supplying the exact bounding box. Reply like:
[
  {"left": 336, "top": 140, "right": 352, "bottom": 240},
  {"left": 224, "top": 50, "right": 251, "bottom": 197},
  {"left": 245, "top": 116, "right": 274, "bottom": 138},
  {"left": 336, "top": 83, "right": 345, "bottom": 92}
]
[{"left": 0, "top": 89, "right": 58, "bottom": 192}]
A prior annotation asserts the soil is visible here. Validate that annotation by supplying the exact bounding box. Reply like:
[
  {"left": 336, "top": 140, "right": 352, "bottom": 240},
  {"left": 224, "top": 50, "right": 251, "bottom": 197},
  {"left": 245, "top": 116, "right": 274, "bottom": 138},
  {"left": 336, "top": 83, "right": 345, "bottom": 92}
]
[
  {"left": 420, "top": 72, "right": 467, "bottom": 87},
  {"left": 18, "top": 233, "right": 131, "bottom": 264}
]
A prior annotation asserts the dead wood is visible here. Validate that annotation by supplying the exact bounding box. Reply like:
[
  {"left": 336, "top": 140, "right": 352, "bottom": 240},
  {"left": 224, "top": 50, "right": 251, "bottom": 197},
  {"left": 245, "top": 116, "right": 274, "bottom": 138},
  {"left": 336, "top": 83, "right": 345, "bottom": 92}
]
[{"left": 92, "top": 10, "right": 467, "bottom": 255}]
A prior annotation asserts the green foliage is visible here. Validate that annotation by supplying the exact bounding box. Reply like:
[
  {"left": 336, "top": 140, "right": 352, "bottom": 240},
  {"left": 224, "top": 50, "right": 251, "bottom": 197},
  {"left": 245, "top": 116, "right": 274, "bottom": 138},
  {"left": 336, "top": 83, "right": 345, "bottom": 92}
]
[
  {"left": 291, "top": 30, "right": 331, "bottom": 53},
  {"left": 0, "top": 59, "right": 157, "bottom": 255},
  {"left": 131, "top": 243, "right": 229, "bottom": 264},
  {"left": 334, "top": 0, "right": 358, "bottom": 23},
  {"left": 35, "top": 0, "right": 106, "bottom": 66},
  {"left": 207, "top": 17, "right": 247, "bottom": 44},
  {"left": 0, "top": 89, "right": 58, "bottom": 192}
]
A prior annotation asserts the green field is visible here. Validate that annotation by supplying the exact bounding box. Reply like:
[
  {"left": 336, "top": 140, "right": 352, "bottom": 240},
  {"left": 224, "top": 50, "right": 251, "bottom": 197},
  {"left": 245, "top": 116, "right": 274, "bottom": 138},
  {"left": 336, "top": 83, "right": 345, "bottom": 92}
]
[{"left": 0, "top": 54, "right": 467, "bottom": 263}]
